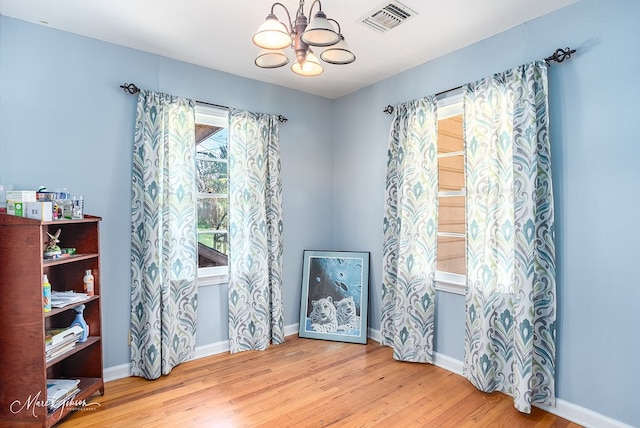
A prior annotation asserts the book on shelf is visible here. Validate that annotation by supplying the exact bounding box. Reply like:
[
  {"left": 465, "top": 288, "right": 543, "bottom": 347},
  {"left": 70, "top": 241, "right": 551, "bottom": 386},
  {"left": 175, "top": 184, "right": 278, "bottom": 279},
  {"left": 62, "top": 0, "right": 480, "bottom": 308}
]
[
  {"left": 46, "top": 341, "right": 77, "bottom": 361},
  {"left": 46, "top": 325, "right": 84, "bottom": 349},
  {"left": 46, "top": 378, "right": 80, "bottom": 412},
  {"left": 45, "top": 325, "right": 83, "bottom": 362},
  {"left": 50, "top": 290, "right": 89, "bottom": 308}
]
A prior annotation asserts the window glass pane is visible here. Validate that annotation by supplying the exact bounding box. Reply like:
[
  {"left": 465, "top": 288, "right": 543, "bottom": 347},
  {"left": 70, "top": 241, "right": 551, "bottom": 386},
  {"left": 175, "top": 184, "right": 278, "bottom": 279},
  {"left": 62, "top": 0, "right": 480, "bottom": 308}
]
[
  {"left": 436, "top": 235, "right": 465, "bottom": 275},
  {"left": 196, "top": 159, "right": 228, "bottom": 193},
  {"left": 197, "top": 127, "right": 228, "bottom": 159},
  {"left": 197, "top": 198, "right": 228, "bottom": 231},
  {"left": 196, "top": 106, "right": 229, "bottom": 275},
  {"left": 197, "top": 231, "right": 228, "bottom": 268},
  {"left": 439, "top": 155, "right": 464, "bottom": 191},
  {"left": 438, "top": 196, "right": 465, "bottom": 234},
  {"left": 437, "top": 115, "right": 463, "bottom": 154},
  {"left": 436, "top": 111, "right": 465, "bottom": 278}
]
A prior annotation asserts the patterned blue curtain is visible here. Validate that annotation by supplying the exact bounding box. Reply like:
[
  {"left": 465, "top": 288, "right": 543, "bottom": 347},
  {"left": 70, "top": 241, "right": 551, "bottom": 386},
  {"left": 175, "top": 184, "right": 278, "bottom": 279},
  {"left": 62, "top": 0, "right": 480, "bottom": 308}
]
[
  {"left": 463, "top": 60, "right": 556, "bottom": 413},
  {"left": 130, "top": 90, "right": 198, "bottom": 380},
  {"left": 228, "top": 108, "right": 284, "bottom": 353},
  {"left": 381, "top": 97, "right": 439, "bottom": 363}
]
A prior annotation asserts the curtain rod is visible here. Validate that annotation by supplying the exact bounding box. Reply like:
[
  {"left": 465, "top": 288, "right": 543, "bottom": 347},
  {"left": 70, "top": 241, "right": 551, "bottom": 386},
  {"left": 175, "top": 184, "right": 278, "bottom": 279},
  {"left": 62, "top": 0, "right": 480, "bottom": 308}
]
[
  {"left": 119, "top": 83, "right": 288, "bottom": 123},
  {"left": 382, "top": 46, "right": 577, "bottom": 115}
]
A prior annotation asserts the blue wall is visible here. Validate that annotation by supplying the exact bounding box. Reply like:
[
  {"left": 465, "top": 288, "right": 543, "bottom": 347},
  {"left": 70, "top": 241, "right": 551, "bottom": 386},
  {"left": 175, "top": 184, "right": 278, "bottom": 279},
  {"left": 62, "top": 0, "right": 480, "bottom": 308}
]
[
  {"left": 333, "top": 0, "right": 639, "bottom": 425},
  {"left": 1, "top": 0, "right": 639, "bottom": 425},
  {"left": 0, "top": 17, "right": 335, "bottom": 369}
]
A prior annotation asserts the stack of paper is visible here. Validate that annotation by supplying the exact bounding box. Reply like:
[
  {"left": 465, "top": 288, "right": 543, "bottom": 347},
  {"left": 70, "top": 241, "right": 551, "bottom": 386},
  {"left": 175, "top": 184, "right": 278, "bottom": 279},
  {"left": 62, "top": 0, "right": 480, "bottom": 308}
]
[
  {"left": 50, "top": 291, "right": 89, "bottom": 308},
  {"left": 46, "top": 378, "right": 80, "bottom": 412},
  {"left": 45, "top": 325, "right": 84, "bottom": 362}
]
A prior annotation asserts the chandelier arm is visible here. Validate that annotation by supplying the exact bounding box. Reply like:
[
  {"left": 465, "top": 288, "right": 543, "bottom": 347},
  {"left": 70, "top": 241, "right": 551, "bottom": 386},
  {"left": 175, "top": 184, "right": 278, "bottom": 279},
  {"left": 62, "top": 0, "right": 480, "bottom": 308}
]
[
  {"left": 327, "top": 18, "right": 341, "bottom": 34},
  {"left": 270, "top": 2, "right": 295, "bottom": 33},
  {"left": 307, "top": 0, "right": 322, "bottom": 17}
]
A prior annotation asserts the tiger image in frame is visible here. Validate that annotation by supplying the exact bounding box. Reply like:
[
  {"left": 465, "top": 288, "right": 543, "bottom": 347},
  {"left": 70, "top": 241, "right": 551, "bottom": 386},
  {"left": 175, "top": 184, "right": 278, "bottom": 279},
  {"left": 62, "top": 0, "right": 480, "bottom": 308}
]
[
  {"left": 335, "top": 296, "right": 360, "bottom": 332},
  {"left": 309, "top": 296, "right": 338, "bottom": 332}
]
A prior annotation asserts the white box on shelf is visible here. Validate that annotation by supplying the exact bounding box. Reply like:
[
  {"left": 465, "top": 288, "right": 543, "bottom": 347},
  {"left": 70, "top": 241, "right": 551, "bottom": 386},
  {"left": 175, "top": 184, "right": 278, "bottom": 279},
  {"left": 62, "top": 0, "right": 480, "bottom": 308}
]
[
  {"left": 25, "top": 201, "right": 53, "bottom": 221},
  {"left": 6, "top": 190, "right": 37, "bottom": 202}
]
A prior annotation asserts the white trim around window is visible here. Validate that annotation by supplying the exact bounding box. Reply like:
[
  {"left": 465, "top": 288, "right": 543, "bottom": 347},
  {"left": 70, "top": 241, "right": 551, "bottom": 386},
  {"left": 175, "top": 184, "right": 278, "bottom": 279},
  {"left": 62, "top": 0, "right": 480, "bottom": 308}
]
[
  {"left": 435, "top": 271, "right": 466, "bottom": 295},
  {"left": 437, "top": 90, "right": 463, "bottom": 118},
  {"left": 435, "top": 92, "right": 466, "bottom": 296},
  {"left": 196, "top": 103, "right": 229, "bottom": 287},
  {"left": 195, "top": 104, "right": 228, "bottom": 126},
  {"left": 198, "top": 266, "right": 229, "bottom": 287}
]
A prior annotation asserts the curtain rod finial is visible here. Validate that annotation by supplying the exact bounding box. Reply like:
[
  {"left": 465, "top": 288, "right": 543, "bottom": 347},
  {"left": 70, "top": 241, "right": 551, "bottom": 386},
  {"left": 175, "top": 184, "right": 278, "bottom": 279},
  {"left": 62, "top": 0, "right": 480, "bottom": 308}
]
[
  {"left": 120, "top": 83, "right": 140, "bottom": 94},
  {"left": 544, "top": 47, "right": 576, "bottom": 65}
]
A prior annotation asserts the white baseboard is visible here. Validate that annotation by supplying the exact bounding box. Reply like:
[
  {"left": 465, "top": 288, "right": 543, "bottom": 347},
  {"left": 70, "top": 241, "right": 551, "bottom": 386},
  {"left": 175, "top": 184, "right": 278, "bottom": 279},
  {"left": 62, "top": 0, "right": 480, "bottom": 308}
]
[
  {"left": 434, "top": 351, "right": 463, "bottom": 375},
  {"left": 537, "top": 399, "right": 634, "bottom": 428},
  {"left": 104, "top": 363, "right": 130, "bottom": 383},
  {"left": 366, "top": 328, "right": 463, "bottom": 374},
  {"left": 367, "top": 327, "right": 381, "bottom": 342},
  {"left": 193, "top": 339, "right": 230, "bottom": 360},
  {"left": 284, "top": 323, "right": 300, "bottom": 337},
  {"left": 105, "top": 324, "right": 302, "bottom": 383},
  {"left": 104, "top": 325, "right": 631, "bottom": 428},
  {"left": 365, "top": 328, "right": 631, "bottom": 428}
]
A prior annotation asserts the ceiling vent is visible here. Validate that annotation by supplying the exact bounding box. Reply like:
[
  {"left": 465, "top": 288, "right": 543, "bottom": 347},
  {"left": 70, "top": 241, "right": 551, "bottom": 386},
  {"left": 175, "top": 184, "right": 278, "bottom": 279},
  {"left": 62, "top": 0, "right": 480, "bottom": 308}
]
[{"left": 359, "top": 1, "right": 418, "bottom": 33}]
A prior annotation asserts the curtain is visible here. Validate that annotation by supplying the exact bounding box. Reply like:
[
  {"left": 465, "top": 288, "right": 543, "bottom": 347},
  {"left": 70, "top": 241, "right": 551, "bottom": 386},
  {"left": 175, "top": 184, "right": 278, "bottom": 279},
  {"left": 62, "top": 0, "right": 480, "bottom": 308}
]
[
  {"left": 228, "top": 108, "right": 284, "bottom": 353},
  {"left": 130, "top": 90, "right": 198, "bottom": 380},
  {"left": 381, "top": 97, "right": 439, "bottom": 363},
  {"left": 463, "top": 60, "right": 556, "bottom": 413}
]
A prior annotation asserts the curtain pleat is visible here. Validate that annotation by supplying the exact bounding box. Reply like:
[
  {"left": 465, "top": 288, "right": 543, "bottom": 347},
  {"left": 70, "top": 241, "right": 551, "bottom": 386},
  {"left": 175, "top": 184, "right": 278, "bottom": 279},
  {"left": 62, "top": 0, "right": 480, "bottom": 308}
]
[
  {"left": 228, "top": 108, "right": 284, "bottom": 353},
  {"left": 130, "top": 90, "right": 198, "bottom": 380},
  {"left": 381, "top": 97, "right": 439, "bottom": 363},
  {"left": 463, "top": 60, "right": 556, "bottom": 413}
]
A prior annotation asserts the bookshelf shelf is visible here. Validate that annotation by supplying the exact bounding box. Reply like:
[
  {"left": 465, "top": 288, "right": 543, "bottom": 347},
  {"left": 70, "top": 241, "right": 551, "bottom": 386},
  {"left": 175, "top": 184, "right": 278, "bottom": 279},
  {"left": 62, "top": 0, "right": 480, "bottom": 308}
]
[
  {"left": 43, "top": 253, "right": 99, "bottom": 267},
  {"left": 0, "top": 213, "right": 104, "bottom": 427},
  {"left": 46, "top": 377, "right": 103, "bottom": 423},
  {"left": 46, "top": 336, "right": 101, "bottom": 368},
  {"left": 45, "top": 296, "right": 100, "bottom": 318}
]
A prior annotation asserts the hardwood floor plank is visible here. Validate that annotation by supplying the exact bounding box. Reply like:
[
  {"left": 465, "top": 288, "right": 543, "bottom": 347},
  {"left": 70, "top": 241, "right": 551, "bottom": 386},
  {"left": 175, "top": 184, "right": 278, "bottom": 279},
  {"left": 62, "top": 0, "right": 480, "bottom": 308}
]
[{"left": 59, "top": 336, "right": 580, "bottom": 427}]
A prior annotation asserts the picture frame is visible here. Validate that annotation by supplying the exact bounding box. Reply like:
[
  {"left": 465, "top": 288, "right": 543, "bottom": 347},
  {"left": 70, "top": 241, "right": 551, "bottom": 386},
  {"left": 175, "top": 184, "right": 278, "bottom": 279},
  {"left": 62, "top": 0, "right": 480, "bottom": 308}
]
[{"left": 298, "top": 250, "right": 369, "bottom": 344}]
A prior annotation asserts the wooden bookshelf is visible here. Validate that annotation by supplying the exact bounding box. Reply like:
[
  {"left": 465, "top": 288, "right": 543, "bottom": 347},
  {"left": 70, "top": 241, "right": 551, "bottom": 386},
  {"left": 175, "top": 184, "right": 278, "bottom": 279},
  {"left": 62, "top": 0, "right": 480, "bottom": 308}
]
[{"left": 0, "top": 213, "right": 104, "bottom": 427}]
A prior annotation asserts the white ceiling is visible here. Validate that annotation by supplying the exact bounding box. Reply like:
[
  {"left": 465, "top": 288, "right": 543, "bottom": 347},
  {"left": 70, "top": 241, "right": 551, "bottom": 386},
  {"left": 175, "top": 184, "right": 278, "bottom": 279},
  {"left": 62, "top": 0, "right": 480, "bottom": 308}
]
[{"left": 0, "top": 0, "right": 578, "bottom": 99}]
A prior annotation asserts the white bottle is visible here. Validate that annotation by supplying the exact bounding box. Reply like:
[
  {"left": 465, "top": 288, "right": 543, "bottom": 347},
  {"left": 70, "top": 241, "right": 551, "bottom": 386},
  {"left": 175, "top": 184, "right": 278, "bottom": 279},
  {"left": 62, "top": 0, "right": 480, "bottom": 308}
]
[
  {"left": 0, "top": 183, "right": 6, "bottom": 210},
  {"left": 83, "top": 269, "right": 94, "bottom": 296}
]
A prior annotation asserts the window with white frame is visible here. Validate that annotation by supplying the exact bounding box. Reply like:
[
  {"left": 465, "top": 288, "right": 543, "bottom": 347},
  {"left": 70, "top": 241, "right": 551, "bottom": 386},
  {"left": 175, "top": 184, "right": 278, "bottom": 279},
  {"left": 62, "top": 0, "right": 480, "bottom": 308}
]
[
  {"left": 435, "top": 93, "right": 466, "bottom": 294},
  {"left": 195, "top": 104, "right": 229, "bottom": 286}
]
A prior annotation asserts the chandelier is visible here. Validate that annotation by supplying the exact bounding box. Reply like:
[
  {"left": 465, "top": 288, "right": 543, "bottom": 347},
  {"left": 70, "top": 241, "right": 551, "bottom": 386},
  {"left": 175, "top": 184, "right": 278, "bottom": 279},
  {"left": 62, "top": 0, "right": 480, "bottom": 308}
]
[{"left": 252, "top": 0, "right": 356, "bottom": 77}]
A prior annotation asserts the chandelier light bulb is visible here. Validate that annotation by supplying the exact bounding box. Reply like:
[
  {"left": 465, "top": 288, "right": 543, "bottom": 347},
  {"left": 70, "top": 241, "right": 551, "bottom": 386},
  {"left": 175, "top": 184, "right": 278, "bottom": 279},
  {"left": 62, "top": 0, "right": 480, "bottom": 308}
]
[
  {"left": 252, "top": 14, "right": 292, "bottom": 50},
  {"left": 320, "top": 35, "right": 356, "bottom": 65},
  {"left": 255, "top": 49, "right": 290, "bottom": 68},
  {"left": 291, "top": 50, "right": 323, "bottom": 76},
  {"left": 300, "top": 10, "right": 340, "bottom": 46}
]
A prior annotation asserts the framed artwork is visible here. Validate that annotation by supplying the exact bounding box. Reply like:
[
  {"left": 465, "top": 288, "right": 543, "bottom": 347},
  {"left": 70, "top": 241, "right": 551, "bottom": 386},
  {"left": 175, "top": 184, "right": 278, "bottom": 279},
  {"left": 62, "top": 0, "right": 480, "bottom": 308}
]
[{"left": 298, "top": 250, "right": 369, "bottom": 344}]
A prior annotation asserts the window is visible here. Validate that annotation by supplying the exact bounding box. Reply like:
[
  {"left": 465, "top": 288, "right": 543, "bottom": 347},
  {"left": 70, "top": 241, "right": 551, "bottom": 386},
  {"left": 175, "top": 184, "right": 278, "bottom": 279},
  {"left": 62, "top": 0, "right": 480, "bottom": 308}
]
[
  {"left": 435, "top": 94, "right": 466, "bottom": 294},
  {"left": 195, "top": 104, "right": 229, "bottom": 286}
]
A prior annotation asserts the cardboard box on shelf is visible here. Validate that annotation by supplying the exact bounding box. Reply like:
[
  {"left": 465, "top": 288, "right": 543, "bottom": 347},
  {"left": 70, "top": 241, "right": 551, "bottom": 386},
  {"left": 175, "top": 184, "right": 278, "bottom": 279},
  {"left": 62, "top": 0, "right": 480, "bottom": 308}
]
[
  {"left": 6, "top": 190, "right": 37, "bottom": 203},
  {"left": 25, "top": 201, "right": 53, "bottom": 221}
]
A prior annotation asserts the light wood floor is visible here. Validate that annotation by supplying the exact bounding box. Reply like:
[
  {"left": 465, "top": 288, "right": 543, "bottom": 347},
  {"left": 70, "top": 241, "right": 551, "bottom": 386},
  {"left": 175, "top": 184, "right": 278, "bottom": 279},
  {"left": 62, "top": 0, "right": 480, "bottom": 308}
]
[{"left": 60, "top": 336, "right": 580, "bottom": 427}]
